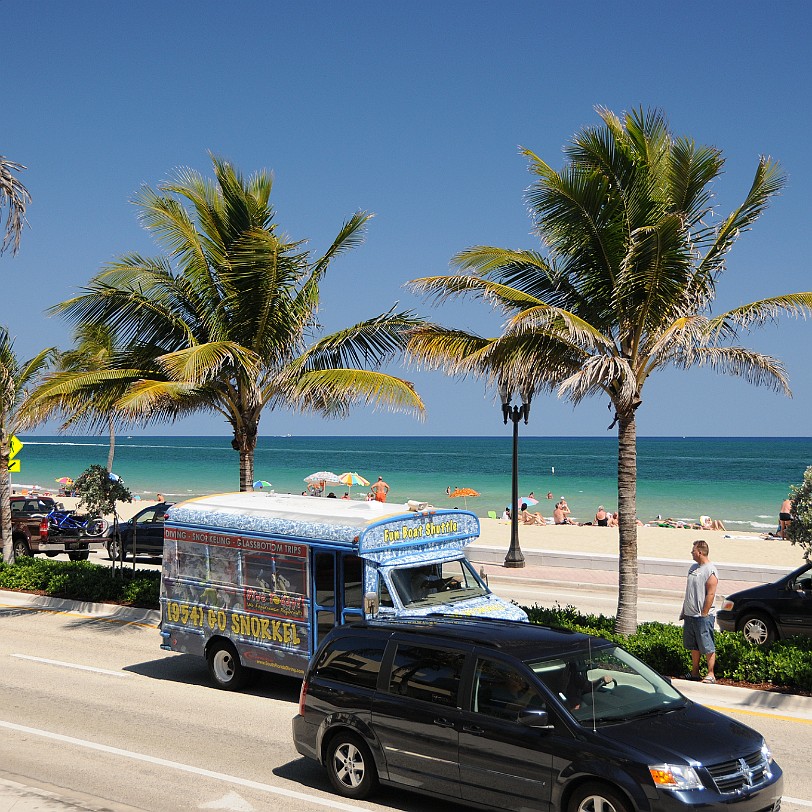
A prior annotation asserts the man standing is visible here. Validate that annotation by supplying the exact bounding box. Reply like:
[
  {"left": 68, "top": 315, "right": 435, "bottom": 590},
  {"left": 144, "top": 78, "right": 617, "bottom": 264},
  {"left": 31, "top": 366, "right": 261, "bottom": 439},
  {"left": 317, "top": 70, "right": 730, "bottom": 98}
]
[
  {"left": 680, "top": 540, "right": 718, "bottom": 683},
  {"left": 371, "top": 476, "right": 390, "bottom": 503},
  {"left": 779, "top": 498, "right": 793, "bottom": 539}
]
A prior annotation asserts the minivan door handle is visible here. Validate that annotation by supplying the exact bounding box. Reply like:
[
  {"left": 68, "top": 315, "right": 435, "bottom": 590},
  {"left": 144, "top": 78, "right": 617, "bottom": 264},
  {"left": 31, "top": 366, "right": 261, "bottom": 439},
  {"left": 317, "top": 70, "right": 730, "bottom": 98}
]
[
  {"left": 462, "top": 724, "right": 485, "bottom": 735},
  {"left": 433, "top": 717, "right": 455, "bottom": 728}
]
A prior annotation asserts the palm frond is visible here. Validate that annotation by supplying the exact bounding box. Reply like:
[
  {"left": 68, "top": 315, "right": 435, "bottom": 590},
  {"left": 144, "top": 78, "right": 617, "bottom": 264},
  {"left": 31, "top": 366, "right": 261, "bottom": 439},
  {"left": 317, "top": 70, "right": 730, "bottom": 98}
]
[{"left": 157, "top": 342, "right": 262, "bottom": 384}]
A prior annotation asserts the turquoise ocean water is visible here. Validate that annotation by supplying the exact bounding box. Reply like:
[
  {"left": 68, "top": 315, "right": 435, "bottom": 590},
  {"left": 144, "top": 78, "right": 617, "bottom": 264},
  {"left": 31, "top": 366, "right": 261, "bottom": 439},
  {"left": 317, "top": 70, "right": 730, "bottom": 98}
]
[{"left": 11, "top": 435, "right": 812, "bottom": 533}]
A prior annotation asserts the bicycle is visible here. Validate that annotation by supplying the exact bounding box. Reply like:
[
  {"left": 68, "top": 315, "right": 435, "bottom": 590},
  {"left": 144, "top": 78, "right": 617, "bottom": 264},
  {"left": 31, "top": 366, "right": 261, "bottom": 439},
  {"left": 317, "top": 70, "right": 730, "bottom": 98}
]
[{"left": 46, "top": 508, "right": 109, "bottom": 537}]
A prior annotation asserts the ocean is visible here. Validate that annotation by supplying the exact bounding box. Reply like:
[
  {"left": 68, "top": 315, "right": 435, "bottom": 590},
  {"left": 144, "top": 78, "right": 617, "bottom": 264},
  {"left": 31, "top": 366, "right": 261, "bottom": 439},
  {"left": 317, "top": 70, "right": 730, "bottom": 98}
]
[{"left": 11, "top": 435, "right": 812, "bottom": 533}]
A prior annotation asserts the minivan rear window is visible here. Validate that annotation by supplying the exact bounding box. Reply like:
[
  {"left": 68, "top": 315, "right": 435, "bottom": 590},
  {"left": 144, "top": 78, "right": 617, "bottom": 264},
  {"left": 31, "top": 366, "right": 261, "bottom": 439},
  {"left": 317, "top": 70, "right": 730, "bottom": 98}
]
[
  {"left": 314, "top": 636, "right": 387, "bottom": 689},
  {"left": 389, "top": 644, "right": 465, "bottom": 707}
]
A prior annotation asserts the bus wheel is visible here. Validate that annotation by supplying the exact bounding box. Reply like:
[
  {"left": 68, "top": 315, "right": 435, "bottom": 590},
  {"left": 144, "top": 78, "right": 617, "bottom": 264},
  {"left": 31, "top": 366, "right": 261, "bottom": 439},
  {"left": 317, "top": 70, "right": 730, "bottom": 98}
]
[{"left": 207, "top": 641, "right": 248, "bottom": 691}]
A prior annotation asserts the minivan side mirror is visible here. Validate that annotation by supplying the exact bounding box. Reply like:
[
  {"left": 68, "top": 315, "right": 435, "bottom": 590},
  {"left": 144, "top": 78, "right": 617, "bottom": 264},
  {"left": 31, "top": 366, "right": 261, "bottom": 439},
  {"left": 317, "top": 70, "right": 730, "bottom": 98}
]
[
  {"left": 518, "top": 709, "right": 553, "bottom": 729},
  {"left": 364, "top": 591, "right": 380, "bottom": 616}
]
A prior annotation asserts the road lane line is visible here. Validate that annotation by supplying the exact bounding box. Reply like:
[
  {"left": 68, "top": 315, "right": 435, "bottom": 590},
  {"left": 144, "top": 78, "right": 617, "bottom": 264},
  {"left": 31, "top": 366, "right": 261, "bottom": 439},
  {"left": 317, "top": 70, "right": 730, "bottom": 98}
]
[
  {"left": 11, "top": 654, "right": 131, "bottom": 677},
  {"left": 0, "top": 720, "right": 362, "bottom": 811}
]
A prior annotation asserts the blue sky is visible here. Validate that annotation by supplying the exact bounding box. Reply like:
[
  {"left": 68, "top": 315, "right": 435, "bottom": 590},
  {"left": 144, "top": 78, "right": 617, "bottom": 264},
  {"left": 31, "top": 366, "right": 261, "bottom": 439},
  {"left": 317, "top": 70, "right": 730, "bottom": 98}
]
[{"left": 5, "top": 1, "right": 811, "bottom": 438}]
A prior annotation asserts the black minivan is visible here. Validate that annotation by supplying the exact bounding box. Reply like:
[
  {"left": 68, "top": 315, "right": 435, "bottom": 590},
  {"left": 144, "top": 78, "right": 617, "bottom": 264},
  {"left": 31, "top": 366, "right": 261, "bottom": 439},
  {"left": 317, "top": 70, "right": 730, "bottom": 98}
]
[{"left": 292, "top": 618, "right": 782, "bottom": 812}]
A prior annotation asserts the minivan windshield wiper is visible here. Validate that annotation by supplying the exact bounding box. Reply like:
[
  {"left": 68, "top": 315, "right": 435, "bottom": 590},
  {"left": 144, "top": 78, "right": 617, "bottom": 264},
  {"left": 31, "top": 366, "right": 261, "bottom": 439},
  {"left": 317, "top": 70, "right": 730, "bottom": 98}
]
[{"left": 592, "top": 701, "right": 687, "bottom": 725}]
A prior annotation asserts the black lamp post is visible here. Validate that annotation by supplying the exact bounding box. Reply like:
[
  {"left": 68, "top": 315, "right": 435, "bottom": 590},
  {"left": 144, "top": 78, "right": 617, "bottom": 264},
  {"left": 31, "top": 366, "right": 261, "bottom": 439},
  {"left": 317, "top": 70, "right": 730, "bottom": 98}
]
[{"left": 500, "top": 383, "right": 531, "bottom": 568}]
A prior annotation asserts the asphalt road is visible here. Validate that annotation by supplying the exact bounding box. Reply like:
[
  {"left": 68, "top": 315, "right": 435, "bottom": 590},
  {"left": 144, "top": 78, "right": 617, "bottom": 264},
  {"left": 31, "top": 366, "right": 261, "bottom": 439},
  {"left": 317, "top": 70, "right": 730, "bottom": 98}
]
[{"left": 1, "top": 599, "right": 811, "bottom": 812}]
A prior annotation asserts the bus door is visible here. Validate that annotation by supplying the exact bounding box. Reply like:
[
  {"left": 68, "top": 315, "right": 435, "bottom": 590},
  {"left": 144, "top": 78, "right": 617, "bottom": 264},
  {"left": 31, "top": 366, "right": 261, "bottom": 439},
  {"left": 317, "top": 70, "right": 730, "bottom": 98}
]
[{"left": 311, "top": 550, "right": 365, "bottom": 647}]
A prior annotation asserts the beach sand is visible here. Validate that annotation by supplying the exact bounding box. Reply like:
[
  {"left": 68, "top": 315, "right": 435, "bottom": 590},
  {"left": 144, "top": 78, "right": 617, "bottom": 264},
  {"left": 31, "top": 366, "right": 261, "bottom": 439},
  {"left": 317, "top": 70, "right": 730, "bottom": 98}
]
[{"left": 54, "top": 496, "right": 805, "bottom": 570}]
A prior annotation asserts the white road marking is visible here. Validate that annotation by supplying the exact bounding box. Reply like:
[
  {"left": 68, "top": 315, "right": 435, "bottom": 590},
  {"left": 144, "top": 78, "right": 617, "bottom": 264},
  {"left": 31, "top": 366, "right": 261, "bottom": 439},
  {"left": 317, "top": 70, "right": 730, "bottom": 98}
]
[
  {"left": 12, "top": 654, "right": 131, "bottom": 677},
  {"left": 199, "top": 791, "right": 256, "bottom": 810},
  {"left": 0, "top": 720, "right": 362, "bottom": 811}
]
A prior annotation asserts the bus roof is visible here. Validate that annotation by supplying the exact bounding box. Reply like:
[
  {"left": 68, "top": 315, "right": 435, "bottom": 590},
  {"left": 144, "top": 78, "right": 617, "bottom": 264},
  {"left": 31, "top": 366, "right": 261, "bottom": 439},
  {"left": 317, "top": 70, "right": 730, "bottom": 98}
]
[{"left": 166, "top": 492, "right": 480, "bottom": 551}]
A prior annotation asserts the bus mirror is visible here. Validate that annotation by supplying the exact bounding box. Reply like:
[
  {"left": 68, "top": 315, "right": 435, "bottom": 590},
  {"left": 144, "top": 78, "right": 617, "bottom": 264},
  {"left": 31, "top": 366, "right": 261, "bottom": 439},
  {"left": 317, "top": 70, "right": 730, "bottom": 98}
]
[{"left": 364, "top": 591, "right": 379, "bottom": 616}]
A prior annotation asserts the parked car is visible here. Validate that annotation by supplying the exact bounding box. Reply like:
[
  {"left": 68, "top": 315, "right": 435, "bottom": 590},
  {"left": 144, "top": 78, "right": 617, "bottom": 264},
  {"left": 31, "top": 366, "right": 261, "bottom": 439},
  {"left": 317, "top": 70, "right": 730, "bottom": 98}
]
[
  {"left": 716, "top": 562, "right": 812, "bottom": 645},
  {"left": 292, "top": 617, "right": 782, "bottom": 811},
  {"left": 106, "top": 502, "right": 173, "bottom": 561}
]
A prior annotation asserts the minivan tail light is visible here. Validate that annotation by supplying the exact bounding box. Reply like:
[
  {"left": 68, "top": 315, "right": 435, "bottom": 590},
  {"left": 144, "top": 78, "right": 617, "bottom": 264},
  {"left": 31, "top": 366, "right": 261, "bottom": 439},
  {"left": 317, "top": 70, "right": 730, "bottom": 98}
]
[
  {"left": 298, "top": 680, "right": 309, "bottom": 716},
  {"left": 39, "top": 519, "right": 49, "bottom": 539}
]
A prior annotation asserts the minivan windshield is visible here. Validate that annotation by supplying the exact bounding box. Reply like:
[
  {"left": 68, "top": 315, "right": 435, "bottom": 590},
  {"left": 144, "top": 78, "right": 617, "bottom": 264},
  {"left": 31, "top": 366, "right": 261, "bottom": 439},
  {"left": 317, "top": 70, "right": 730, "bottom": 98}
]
[
  {"left": 528, "top": 644, "right": 686, "bottom": 725},
  {"left": 390, "top": 559, "right": 488, "bottom": 608}
]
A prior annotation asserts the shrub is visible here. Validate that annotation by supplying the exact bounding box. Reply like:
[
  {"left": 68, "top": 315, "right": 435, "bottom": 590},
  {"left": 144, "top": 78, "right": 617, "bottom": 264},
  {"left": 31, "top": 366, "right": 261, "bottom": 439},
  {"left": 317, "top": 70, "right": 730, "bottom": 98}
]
[{"left": 0, "top": 557, "right": 159, "bottom": 608}]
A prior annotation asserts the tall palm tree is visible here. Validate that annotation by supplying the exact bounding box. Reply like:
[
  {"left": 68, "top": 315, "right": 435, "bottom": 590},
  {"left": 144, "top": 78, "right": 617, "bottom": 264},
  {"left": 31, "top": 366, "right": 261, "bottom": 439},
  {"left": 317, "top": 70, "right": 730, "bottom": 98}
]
[
  {"left": 408, "top": 107, "right": 812, "bottom": 634},
  {"left": 22, "top": 324, "right": 126, "bottom": 470},
  {"left": 0, "top": 156, "right": 31, "bottom": 256},
  {"left": 47, "top": 155, "right": 424, "bottom": 489},
  {"left": 0, "top": 326, "right": 55, "bottom": 563}
]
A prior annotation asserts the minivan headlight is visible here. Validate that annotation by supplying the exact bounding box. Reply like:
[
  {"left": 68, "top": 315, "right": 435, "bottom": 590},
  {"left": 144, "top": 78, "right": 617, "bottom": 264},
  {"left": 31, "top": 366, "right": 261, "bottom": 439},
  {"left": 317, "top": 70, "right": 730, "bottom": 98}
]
[
  {"left": 761, "top": 740, "right": 773, "bottom": 764},
  {"left": 721, "top": 599, "right": 735, "bottom": 611},
  {"left": 649, "top": 764, "right": 703, "bottom": 790}
]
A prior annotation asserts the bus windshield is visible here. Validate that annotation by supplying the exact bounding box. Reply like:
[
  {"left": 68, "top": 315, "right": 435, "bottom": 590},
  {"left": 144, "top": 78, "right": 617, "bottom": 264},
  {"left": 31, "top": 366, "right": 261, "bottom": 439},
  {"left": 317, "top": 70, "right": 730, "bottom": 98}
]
[{"left": 390, "top": 559, "right": 488, "bottom": 608}]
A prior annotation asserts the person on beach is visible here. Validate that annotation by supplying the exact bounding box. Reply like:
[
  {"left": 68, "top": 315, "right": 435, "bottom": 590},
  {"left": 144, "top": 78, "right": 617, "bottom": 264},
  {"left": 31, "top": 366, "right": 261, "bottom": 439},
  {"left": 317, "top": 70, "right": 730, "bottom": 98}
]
[
  {"left": 679, "top": 540, "right": 718, "bottom": 683},
  {"left": 501, "top": 507, "right": 511, "bottom": 521},
  {"left": 371, "top": 476, "right": 390, "bottom": 503},
  {"left": 779, "top": 498, "right": 793, "bottom": 539},
  {"left": 520, "top": 503, "right": 544, "bottom": 525},
  {"left": 595, "top": 506, "right": 609, "bottom": 526},
  {"left": 553, "top": 500, "right": 572, "bottom": 525}
]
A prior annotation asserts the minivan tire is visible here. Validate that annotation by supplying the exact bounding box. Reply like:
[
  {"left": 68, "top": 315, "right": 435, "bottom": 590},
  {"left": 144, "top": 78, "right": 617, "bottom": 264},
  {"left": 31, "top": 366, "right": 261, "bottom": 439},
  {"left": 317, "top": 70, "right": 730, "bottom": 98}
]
[
  {"left": 206, "top": 640, "right": 249, "bottom": 691},
  {"left": 107, "top": 539, "right": 125, "bottom": 561},
  {"left": 325, "top": 731, "right": 378, "bottom": 800},
  {"left": 739, "top": 612, "right": 776, "bottom": 646},
  {"left": 568, "top": 781, "right": 630, "bottom": 812}
]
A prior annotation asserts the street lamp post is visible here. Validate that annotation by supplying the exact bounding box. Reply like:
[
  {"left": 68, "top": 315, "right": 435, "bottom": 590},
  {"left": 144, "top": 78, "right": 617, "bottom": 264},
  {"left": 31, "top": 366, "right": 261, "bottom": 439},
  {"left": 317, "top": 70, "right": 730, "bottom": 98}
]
[{"left": 500, "top": 384, "right": 531, "bottom": 568}]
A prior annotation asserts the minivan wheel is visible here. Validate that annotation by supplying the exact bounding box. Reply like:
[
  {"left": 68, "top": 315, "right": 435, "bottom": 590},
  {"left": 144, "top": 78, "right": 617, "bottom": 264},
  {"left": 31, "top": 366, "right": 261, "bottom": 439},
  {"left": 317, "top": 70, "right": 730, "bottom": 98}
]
[
  {"left": 569, "top": 781, "right": 630, "bottom": 812},
  {"left": 325, "top": 732, "right": 378, "bottom": 800},
  {"left": 107, "top": 539, "right": 125, "bottom": 561},
  {"left": 739, "top": 612, "right": 776, "bottom": 646},
  {"left": 206, "top": 641, "right": 248, "bottom": 691}
]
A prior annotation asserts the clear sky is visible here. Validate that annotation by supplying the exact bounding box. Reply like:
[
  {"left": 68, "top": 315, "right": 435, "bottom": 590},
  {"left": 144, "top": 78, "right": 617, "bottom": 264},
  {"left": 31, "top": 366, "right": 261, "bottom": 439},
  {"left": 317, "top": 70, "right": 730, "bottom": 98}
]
[{"left": 5, "top": 1, "right": 811, "bottom": 438}]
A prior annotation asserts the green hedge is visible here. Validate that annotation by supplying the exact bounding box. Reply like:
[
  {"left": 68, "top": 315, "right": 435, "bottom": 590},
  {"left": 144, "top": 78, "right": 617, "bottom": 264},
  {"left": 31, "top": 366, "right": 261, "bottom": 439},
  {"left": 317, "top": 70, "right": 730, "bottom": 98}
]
[
  {"left": 524, "top": 603, "right": 812, "bottom": 693},
  {"left": 0, "top": 557, "right": 160, "bottom": 608},
  {"left": 2, "top": 562, "right": 810, "bottom": 693}
]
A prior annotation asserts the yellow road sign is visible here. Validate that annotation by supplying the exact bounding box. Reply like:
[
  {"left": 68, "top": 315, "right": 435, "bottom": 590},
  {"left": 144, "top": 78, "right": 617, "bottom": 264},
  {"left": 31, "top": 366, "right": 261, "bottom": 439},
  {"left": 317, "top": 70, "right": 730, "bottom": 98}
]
[
  {"left": 9, "top": 435, "right": 23, "bottom": 459},
  {"left": 7, "top": 459, "right": 20, "bottom": 472}
]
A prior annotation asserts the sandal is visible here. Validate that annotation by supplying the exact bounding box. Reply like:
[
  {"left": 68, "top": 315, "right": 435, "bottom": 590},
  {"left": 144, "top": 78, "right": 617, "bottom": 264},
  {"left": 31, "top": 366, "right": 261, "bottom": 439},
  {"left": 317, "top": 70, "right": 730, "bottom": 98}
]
[{"left": 701, "top": 675, "right": 717, "bottom": 684}]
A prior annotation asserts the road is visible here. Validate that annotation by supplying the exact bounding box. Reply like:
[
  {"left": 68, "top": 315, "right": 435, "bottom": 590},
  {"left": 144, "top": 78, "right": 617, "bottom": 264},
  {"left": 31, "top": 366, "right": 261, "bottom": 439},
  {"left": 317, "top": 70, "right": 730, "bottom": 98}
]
[{"left": 1, "top": 597, "right": 811, "bottom": 812}]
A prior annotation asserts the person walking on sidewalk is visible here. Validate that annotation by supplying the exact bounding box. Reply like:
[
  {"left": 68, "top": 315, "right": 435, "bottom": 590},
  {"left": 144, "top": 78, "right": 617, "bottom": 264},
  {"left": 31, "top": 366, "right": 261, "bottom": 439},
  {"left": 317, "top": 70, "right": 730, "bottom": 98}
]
[{"left": 679, "top": 540, "right": 718, "bottom": 683}]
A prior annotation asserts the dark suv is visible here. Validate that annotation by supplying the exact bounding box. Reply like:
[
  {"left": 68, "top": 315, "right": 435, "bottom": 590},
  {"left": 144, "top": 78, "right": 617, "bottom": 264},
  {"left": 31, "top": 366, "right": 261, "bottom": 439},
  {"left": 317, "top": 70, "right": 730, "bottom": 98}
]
[{"left": 292, "top": 618, "right": 782, "bottom": 812}]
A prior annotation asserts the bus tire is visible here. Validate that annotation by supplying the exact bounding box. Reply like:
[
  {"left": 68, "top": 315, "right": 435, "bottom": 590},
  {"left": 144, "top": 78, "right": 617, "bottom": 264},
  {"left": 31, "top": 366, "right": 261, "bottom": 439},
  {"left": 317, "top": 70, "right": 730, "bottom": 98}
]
[{"left": 206, "top": 640, "right": 249, "bottom": 691}]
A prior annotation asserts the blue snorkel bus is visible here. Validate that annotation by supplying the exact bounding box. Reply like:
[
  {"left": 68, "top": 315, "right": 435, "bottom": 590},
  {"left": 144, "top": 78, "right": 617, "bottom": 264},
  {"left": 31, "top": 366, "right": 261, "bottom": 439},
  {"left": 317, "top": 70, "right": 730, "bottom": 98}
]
[{"left": 159, "top": 492, "right": 526, "bottom": 689}]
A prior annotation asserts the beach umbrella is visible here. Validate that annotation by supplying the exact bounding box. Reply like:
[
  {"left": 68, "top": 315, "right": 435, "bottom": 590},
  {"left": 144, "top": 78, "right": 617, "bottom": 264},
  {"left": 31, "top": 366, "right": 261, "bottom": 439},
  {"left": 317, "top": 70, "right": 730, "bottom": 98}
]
[
  {"left": 304, "top": 471, "right": 341, "bottom": 484},
  {"left": 448, "top": 487, "right": 480, "bottom": 509},
  {"left": 55, "top": 477, "right": 74, "bottom": 485},
  {"left": 253, "top": 480, "right": 273, "bottom": 489},
  {"left": 338, "top": 472, "right": 370, "bottom": 497},
  {"left": 518, "top": 495, "right": 539, "bottom": 507}
]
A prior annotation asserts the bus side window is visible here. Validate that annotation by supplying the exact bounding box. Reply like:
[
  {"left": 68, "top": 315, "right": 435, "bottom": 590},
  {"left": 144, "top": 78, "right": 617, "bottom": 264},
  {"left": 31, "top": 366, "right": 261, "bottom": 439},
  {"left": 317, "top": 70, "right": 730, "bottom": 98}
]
[
  {"left": 379, "top": 573, "right": 394, "bottom": 608},
  {"left": 343, "top": 555, "right": 364, "bottom": 609}
]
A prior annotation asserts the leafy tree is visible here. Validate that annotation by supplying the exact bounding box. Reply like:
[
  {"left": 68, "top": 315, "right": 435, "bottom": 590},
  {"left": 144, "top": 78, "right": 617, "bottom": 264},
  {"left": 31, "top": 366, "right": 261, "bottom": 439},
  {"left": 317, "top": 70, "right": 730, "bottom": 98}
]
[
  {"left": 0, "top": 155, "right": 31, "bottom": 256},
  {"left": 0, "top": 327, "right": 55, "bottom": 563},
  {"left": 47, "top": 155, "right": 424, "bottom": 489},
  {"left": 73, "top": 464, "right": 132, "bottom": 519},
  {"left": 787, "top": 466, "right": 812, "bottom": 561},
  {"left": 408, "top": 107, "right": 812, "bottom": 634}
]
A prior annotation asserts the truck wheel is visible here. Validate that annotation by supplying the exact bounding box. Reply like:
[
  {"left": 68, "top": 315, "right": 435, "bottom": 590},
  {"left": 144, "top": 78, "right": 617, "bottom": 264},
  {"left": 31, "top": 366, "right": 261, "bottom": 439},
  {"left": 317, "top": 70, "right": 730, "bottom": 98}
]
[
  {"left": 568, "top": 782, "right": 630, "bottom": 812},
  {"left": 206, "top": 641, "right": 249, "bottom": 691},
  {"left": 68, "top": 551, "right": 90, "bottom": 561},
  {"left": 12, "top": 537, "right": 32, "bottom": 558},
  {"left": 739, "top": 612, "right": 776, "bottom": 646},
  {"left": 325, "top": 731, "right": 379, "bottom": 800}
]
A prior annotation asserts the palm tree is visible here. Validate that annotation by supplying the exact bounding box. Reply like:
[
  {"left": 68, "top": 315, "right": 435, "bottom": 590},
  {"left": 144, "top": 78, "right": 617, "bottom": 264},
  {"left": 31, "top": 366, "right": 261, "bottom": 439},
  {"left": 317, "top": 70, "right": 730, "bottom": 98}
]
[
  {"left": 0, "top": 156, "right": 31, "bottom": 256},
  {"left": 1, "top": 326, "right": 55, "bottom": 563},
  {"left": 22, "top": 324, "right": 126, "bottom": 471},
  {"left": 47, "top": 155, "right": 424, "bottom": 489},
  {"left": 408, "top": 107, "right": 812, "bottom": 634}
]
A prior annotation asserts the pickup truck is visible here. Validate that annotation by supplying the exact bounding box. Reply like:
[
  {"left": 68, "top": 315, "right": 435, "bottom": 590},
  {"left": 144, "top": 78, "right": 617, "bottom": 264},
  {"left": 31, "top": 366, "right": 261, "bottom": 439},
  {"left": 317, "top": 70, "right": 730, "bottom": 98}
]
[{"left": 10, "top": 495, "right": 102, "bottom": 561}]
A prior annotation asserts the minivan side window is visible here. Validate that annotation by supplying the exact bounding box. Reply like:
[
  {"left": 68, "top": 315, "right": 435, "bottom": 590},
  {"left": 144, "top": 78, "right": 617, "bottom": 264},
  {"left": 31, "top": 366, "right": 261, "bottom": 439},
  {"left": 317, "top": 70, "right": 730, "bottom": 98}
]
[
  {"left": 314, "top": 636, "right": 387, "bottom": 689},
  {"left": 473, "top": 658, "right": 546, "bottom": 720},
  {"left": 389, "top": 644, "right": 465, "bottom": 707}
]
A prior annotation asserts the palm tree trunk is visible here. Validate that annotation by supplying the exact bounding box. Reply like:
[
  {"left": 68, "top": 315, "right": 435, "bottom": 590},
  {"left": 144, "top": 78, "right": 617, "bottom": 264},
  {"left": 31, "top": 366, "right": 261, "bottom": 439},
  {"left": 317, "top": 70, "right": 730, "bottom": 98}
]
[
  {"left": 1, "top": 427, "right": 13, "bottom": 563},
  {"left": 614, "top": 411, "right": 639, "bottom": 635},
  {"left": 231, "top": 419, "right": 257, "bottom": 491},
  {"left": 106, "top": 415, "right": 116, "bottom": 471}
]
